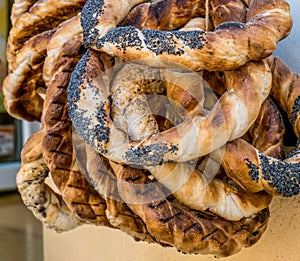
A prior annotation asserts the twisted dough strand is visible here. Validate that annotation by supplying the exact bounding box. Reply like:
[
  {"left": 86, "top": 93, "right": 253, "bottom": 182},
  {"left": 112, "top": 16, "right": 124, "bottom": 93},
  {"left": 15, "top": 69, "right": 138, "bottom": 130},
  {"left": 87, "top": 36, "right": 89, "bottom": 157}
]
[
  {"left": 222, "top": 56, "right": 300, "bottom": 196},
  {"left": 68, "top": 52, "right": 272, "bottom": 165},
  {"left": 110, "top": 161, "right": 269, "bottom": 257},
  {"left": 2, "top": 29, "right": 56, "bottom": 121},
  {"left": 6, "top": 0, "right": 86, "bottom": 69},
  {"left": 16, "top": 130, "right": 84, "bottom": 232},
  {"left": 108, "top": 58, "right": 272, "bottom": 220},
  {"left": 85, "top": 0, "right": 292, "bottom": 71}
]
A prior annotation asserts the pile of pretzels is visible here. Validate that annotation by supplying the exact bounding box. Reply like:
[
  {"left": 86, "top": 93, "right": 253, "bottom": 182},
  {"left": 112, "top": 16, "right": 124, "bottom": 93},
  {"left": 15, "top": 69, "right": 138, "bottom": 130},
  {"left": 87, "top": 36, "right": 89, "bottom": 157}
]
[{"left": 2, "top": 0, "right": 300, "bottom": 257}]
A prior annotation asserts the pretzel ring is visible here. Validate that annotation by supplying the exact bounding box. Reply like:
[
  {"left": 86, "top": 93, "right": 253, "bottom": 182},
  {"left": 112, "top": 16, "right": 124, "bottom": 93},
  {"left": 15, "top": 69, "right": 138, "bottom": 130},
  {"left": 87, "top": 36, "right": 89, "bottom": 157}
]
[
  {"left": 82, "top": 0, "right": 292, "bottom": 71},
  {"left": 68, "top": 49, "right": 271, "bottom": 166}
]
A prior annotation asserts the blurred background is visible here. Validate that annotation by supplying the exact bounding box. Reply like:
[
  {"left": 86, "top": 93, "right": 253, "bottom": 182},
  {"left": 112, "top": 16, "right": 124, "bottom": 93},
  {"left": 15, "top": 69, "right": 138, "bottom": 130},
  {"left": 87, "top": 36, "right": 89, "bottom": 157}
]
[{"left": 0, "top": 1, "right": 43, "bottom": 260}]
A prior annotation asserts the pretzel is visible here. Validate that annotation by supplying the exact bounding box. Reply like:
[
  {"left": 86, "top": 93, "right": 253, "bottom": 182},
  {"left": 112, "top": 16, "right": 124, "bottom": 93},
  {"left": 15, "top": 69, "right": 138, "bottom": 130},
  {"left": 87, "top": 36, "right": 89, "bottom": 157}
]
[
  {"left": 83, "top": 0, "right": 292, "bottom": 71},
  {"left": 68, "top": 50, "right": 272, "bottom": 166},
  {"left": 76, "top": 139, "right": 155, "bottom": 242},
  {"left": 109, "top": 161, "right": 269, "bottom": 257},
  {"left": 16, "top": 129, "right": 85, "bottom": 232},
  {"left": 6, "top": 0, "right": 86, "bottom": 69},
  {"left": 2, "top": 29, "right": 56, "bottom": 121},
  {"left": 222, "top": 56, "right": 300, "bottom": 196},
  {"left": 40, "top": 14, "right": 163, "bottom": 236},
  {"left": 10, "top": 0, "right": 35, "bottom": 25}
]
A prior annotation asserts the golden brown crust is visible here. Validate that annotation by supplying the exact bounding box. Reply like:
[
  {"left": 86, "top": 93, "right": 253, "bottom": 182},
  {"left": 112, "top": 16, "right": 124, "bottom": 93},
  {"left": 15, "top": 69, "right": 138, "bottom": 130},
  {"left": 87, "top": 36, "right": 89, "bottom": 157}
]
[
  {"left": 111, "top": 162, "right": 269, "bottom": 257},
  {"left": 222, "top": 57, "right": 300, "bottom": 196},
  {"left": 2, "top": 29, "right": 56, "bottom": 121},
  {"left": 10, "top": 0, "right": 36, "bottom": 25},
  {"left": 86, "top": 0, "right": 292, "bottom": 71},
  {"left": 41, "top": 22, "right": 109, "bottom": 224},
  {"left": 120, "top": 0, "right": 206, "bottom": 30},
  {"left": 16, "top": 129, "right": 83, "bottom": 232},
  {"left": 81, "top": 141, "right": 154, "bottom": 242},
  {"left": 7, "top": 0, "right": 86, "bottom": 67}
]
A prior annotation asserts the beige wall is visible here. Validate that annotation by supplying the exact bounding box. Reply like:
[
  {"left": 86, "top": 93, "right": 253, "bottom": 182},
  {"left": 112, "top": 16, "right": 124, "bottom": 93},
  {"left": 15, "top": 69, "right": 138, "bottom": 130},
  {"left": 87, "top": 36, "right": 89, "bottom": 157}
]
[{"left": 44, "top": 195, "right": 300, "bottom": 261}]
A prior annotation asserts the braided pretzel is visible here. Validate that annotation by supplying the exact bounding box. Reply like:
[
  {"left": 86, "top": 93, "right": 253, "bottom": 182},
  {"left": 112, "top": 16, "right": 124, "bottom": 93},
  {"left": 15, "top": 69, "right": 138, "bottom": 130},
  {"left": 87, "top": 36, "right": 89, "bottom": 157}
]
[
  {"left": 16, "top": 129, "right": 86, "bottom": 232},
  {"left": 10, "top": 0, "right": 36, "bottom": 25},
  {"left": 82, "top": 0, "right": 292, "bottom": 71},
  {"left": 109, "top": 161, "right": 269, "bottom": 257},
  {"left": 222, "top": 56, "right": 300, "bottom": 196},
  {"left": 2, "top": 29, "right": 56, "bottom": 121},
  {"left": 6, "top": 0, "right": 86, "bottom": 69},
  {"left": 40, "top": 14, "right": 163, "bottom": 236}
]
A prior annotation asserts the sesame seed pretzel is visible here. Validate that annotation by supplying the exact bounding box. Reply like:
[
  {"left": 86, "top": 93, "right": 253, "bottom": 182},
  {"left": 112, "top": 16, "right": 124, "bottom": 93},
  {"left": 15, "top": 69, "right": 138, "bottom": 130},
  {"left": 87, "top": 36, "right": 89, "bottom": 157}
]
[{"left": 82, "top": 0, "right": 292, "bottom": 71}]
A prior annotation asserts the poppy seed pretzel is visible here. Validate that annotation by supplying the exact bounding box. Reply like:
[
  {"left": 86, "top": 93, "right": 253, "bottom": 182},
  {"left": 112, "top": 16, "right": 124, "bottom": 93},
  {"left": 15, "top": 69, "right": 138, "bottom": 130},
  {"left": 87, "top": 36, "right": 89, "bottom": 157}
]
[
  {"left": 83, "top": 0, "right": 292, "bottom": 71},
  {"left": 222, "top": 56, "right": 300, "bottom": 197},
  {"left": 108, "top": 59, "right": 272, "bottom": 221},
  {"left": 16, "top": 129, "right": 84, "bottom": 232},
  {"left": 68, "top": 51, "right": 272, "bottom": 166}
]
